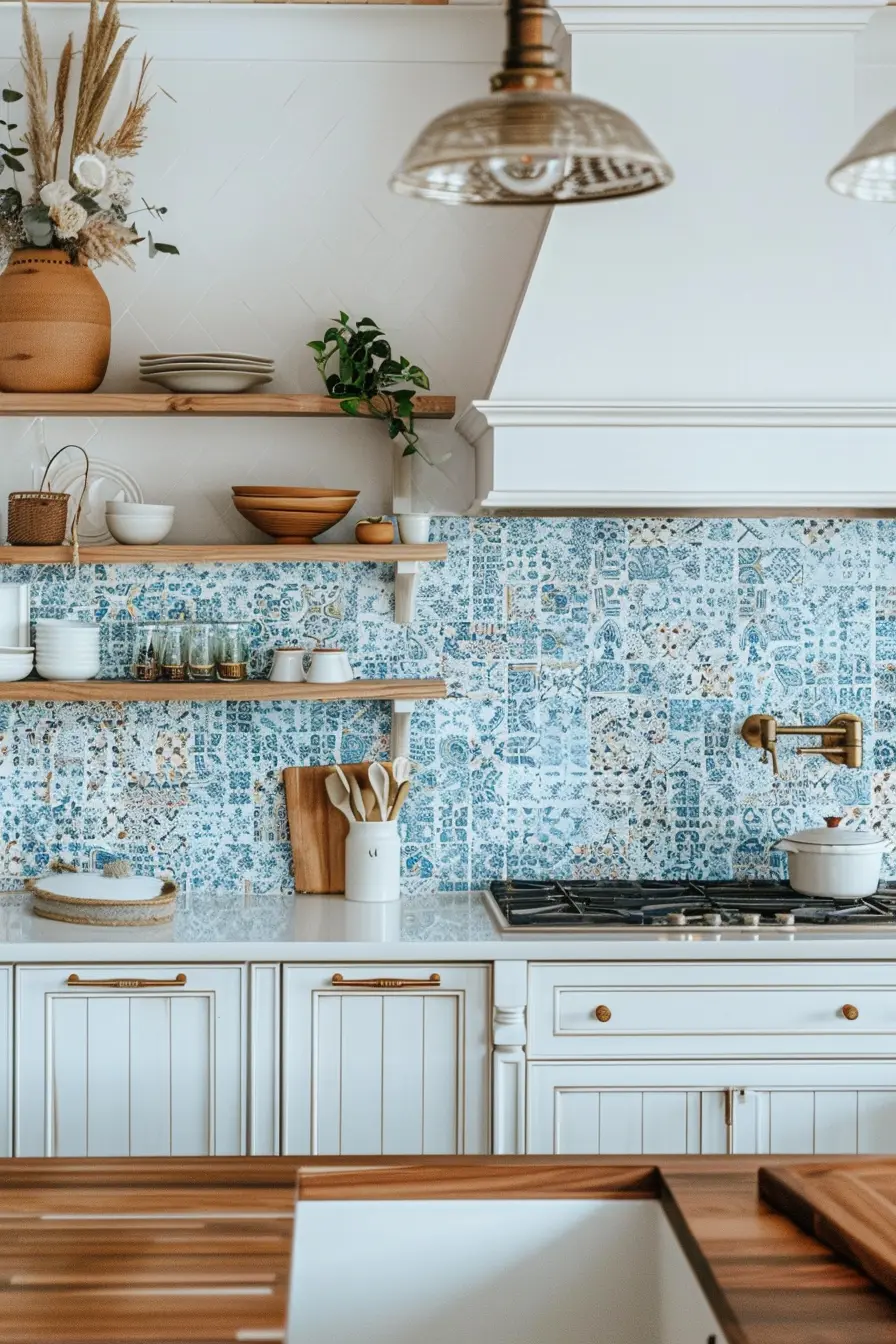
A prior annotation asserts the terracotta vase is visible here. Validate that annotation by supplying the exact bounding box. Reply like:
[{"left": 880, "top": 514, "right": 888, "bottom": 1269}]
[{"left": 0, "top": 248, "right": 111, "bottom": 392}]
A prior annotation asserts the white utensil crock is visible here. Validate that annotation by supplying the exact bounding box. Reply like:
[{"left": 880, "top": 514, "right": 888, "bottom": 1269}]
[
  {"left": 773, "top": 819, "right": 889, "bottom": 898},
  {"left": 344, "top": 820, "right": 400, "bottom": 903}
]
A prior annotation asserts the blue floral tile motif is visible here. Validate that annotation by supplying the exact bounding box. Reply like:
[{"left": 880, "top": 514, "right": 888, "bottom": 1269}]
[{"left": 0, "top": 514, "right": 891, "bottom": 896}]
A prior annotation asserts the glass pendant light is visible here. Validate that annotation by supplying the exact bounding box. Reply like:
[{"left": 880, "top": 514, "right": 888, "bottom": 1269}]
[
  {"left": 390, "top": 0, "right": 673, "bottom": 206},
  {"left": 827, "top": 108, "right": 896, "bottom": 202}
]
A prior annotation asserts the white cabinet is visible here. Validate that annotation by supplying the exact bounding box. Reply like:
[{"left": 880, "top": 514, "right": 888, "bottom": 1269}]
[
  {"left": 527, "top": 1061, "right": 896, "bottom": 1156},
  {"left": 282, "top": 963, "right": 490, "bottom": 1155},
  {"left": 15, "top": 964, "right": 246, "bottom": 1158}
]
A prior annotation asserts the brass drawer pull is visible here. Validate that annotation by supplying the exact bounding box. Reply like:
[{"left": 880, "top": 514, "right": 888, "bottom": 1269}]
[
  {"left": 331, "top": 973, "right": 440, "bottom": 989},
  {"left": 66, "top": 973, "right": 188, "bottom": 989},
  {"left": 841, "top": 1003, "right": 859, "bottom": 1020},
  {"left": 595, "top": 1004, "right": 612, "bottom": 1022}
]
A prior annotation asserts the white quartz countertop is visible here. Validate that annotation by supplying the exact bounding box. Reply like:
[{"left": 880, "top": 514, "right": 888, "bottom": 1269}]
[{"left": 0, "top": 890, "right": 896, "bottom": 961}]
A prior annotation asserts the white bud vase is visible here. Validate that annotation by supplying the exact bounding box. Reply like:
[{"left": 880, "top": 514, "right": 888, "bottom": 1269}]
[
  {"left": 396, "top": 513, "right": 431, "bottom": 544},
  {"left": 344, "top": 821, "right": 401, "bottom": 903}
]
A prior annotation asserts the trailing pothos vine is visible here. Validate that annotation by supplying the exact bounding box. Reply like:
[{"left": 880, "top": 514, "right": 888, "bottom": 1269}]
[{"left": 308, "top": 313, "right": 437, "bottom": 465}]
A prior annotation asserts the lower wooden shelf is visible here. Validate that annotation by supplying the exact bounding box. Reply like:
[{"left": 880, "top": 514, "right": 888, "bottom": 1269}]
[
  {"left": 0, "top": 678, "right": 447, "bottom": 703},
  {"left": 0, "top": 543, "right": 448, "bottom": 564}
]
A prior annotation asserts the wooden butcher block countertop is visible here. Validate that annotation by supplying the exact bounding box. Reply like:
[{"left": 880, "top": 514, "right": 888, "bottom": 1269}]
[{"left": 1, "top": 1155, "right": 896, "bottom": 1344}]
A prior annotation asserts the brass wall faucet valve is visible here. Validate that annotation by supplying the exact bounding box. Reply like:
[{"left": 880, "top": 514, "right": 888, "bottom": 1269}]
[{"left": 741, "top": 713, "right": 863, "bottom": 776}]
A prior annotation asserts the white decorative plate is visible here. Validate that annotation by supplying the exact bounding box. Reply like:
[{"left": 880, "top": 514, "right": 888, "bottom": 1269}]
[
  {"left": 140, "top": 351, "right": 273, "bottom": 365},
  {"left": 46, "top": 453, "right": 142, "bottom": 546},
  {"left": 141, "top": 371, "right": 273, "bottom": 393},
  {"left": 139, "top": 360, "right": 274, "bottom": 373}
]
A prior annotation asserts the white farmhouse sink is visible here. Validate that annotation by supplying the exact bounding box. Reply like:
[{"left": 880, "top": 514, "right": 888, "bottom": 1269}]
[{"left": 287, "top": 1198, "right": 728, "bottom": 1344}]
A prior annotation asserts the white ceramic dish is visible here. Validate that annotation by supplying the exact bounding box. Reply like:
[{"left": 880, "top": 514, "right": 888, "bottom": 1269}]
[
  {"left": 773, "top": 820, "right": 890, "bottom": 898},
  {"left": 140, "top": 350, "right": 272, "bottom": 365},
  {"left": 141, "top": 371, "right": 273, "bottom": 393},
  {"left": 139, "top": 358, "right": 273, "bottom": 372},
  {"left": 45, "top": 453, "right": 143, "bottom": 547},
  {"left": 0, "top": 650, "right": 33, "bottom": 681},
  {"left": 105, "top": 502, "right": 174, "bottom": 516},
  {"left": 107, "top": 513, "right": 175, "bottom": 545}
]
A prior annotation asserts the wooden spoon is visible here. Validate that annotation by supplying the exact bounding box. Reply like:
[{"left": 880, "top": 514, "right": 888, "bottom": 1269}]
[
  {"left": 368, "top": 761, "right": 390, "bottom": 823},
  {"left": 324, "top": 770, "right": 356, "bottom": 825}
]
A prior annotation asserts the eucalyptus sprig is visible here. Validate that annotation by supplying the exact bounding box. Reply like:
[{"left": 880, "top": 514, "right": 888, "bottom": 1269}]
[{"left": 308, "top": 312, "right": 433, "bottom": 462}]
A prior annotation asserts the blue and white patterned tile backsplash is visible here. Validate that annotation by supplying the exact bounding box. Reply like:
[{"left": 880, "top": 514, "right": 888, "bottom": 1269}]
[{"left": 3, "top": 514, "right": 896, "bottom": 896}]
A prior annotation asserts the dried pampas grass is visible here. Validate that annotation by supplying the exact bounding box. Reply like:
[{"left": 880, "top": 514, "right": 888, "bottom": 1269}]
[
  {"left": 98, "top": 56, "right": 152, "bottom": 159},
  {"left": 75, "top": 214, "right": 135, "bottom": 267},
  {"left": 20, "top": 0, "right": 54, "bottom": 192},
  {"left": 69, "top": 0, "right": 136, "bottom": 170},
  {"left": 52, "top": 35, "right": 73, "bottom": 179}
]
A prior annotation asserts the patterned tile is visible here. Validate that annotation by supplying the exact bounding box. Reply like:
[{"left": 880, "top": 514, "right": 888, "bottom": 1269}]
[{"left": 0, "top": 514, "right": 891, "bottom": 895}]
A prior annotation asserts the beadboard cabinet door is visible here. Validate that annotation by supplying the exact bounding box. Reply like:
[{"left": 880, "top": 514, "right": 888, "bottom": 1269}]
[
  {"left": 15, "top": 964, "right": 246, "bottom": 1158},
  {"left": 282, "top": 964, "right": 489, "bottom": 1155},
  {"left": 528, "top": 1061, "right": 896, "bottom": 1156}
]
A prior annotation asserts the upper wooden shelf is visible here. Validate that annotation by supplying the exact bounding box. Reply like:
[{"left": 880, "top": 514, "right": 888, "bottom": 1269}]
[
  {"left": 0, "top": 393, "right": 455, "bottom": 419},
  {"left": 0, "top": 543, "right": 448, "bottom": 565},
  {"left": 0, "top": 678, "right": 447, "bottom": 704}
]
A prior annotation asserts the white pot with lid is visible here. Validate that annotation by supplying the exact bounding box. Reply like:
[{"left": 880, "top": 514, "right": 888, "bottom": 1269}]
[{"left": 773, "top": 817, "right": 889, "bottom": 898}]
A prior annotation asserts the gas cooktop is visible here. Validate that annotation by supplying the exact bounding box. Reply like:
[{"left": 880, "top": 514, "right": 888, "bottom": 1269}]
[{"left": 485, "top": 878, "right": 896, "bottom": 932}]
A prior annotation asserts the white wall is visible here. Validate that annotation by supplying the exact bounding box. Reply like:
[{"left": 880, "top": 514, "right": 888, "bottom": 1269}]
[
  {"left": 0, "top": 5, "right": 546, "bottom": 533},
  {"left": 493, "top": 1, "right": 896, "bottom": 403}
]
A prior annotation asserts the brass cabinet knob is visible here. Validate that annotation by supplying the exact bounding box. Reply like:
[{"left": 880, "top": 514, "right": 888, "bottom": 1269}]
[
  {"left": 594, "top": 1005, "right": 612, "bottom": 1023},
  {"left": 841, "top": 1003, "right": 859, "bottom": 1021}
]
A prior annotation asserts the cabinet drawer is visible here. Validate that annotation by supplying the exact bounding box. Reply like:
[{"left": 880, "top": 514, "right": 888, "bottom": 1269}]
[{"left": 528, "top": 963, "right": 896, "bottom": 1058}]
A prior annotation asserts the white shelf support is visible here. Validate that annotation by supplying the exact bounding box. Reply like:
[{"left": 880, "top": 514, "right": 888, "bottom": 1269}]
[
  {"left": 390, "top": 699, "right": 414, "bottom": 759},
  {"left": 394, "top": 560, "right": 419, "bottom": 625}
]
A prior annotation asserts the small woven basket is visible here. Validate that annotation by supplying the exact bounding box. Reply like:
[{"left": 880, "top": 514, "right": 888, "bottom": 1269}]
[{"left": 8, "top": 445, "right": 88, "bottom": 552}]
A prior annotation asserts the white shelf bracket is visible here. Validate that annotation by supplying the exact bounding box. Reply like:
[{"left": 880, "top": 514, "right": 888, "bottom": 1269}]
[
  {"left": 391, "top": 700, "right": 413, "bottom": 759},
  {"left": 394, "top": 560, "right": 419, "bottom": 625}
]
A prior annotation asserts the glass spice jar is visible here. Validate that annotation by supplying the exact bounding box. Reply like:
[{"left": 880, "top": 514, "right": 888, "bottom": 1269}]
[
  {"left": 187, "top": 622, "right": 216, "bottom": 682},
  {"left": 216, "top": 621, "right": 249, "bottom": 681},
  {"left": 130, "top": 622, "right": 159, "bottom": 682},
  {"left": 158, "top": 623, "right": 187, "bottom": 682}
]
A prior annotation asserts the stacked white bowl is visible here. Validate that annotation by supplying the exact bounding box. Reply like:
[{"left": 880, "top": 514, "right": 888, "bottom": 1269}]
[
  {"left": 36, "top": 620, "right": 101, "bottom": 681},
  {"left": 106, "top": 502, "right": 175, "bottom": 545},
  {"left": 0, "top": 646, "right": 34, "bottom": 681}
]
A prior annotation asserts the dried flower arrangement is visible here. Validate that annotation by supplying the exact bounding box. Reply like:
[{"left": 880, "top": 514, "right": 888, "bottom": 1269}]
[{"left": 0, "top": 0, "right": 177, "bottom": 271}]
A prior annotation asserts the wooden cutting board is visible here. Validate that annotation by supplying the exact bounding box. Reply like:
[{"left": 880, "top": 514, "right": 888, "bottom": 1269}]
[
  {"left": 282, "top": 762, "right": 394, "bottom": 894},
  {"left": 760, "top": 1161, "right": 896, "bottom": 1299}
]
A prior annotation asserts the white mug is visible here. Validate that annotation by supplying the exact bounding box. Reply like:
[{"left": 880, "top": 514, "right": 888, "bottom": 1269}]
[
  {"left": 270, "top": 646, "right": 313, "bottom": 683},
  {"left": 304, "top": 648, "right": 354, "bottom": 684},
  {"left": 396, "top": 514, "right": 431, "bottom": 545}
]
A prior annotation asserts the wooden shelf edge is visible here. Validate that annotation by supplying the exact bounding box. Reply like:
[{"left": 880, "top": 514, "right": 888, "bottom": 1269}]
[
  {"left": 0, "top": 678, "right": 447, "bottom": 703},
  {"left": 0, "top": 393, "right": 455, "bottom": 419},
  {"left": 0, "top": 543, "right": 448, "bottom": 565}
]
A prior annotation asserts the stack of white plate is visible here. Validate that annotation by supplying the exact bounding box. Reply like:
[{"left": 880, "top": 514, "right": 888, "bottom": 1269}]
[
  {"left": 139, "top": 351, "right": 274, "bottom": 394},
  {"left": 0, "top": 582, "right": 32, "bottom": 680},
  {"left": 36, "top": 620, "right": 101, "bottom": 681}
]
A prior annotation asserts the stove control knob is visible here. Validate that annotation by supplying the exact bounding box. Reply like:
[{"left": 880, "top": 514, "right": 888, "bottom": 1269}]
[
  {"left": 666, "top": 912, "right": 687, "bottom": 926},
  {"left": 741, "top": 912, "right": 761, "bottom": 927},
  {"left": 841, "top": 1003, "right": 859, "bottom": 1021},
  {"left": 703, "top": 913, "right": 722, "bottom": 927},
  {"left": 594, "top": 1005, "right": 612, "bottom": 1023},
  {"left": 775, "top": 912, "right": 795, "bottom": 926}
]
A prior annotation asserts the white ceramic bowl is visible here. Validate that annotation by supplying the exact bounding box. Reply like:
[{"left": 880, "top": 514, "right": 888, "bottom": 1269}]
[
  {"left": 36, "top": 620, "right": 101, "bottom": 630},
  {"left": 0, "top": 649, "right": 33, "bottom": 681},
  {"left": 36, "top": 661, "right": 99, "bottom": 681},
  {"left": 106, "top": 513, "right": 175, "bottom": 545},
  {"left": 105, "top": 502, "right": 175, "bottom": 516}
]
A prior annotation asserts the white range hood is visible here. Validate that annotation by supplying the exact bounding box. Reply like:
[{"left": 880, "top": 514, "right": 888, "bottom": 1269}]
[{"left": 458, "top": 0, "right": 896, "bottom": 514}]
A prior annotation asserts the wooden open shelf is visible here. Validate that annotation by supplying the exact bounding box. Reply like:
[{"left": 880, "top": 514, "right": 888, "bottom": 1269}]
[
  {"left": 0, "top": 543, "right": 448, "bottom": 565},
  {"left": 0, "top": 393, "right": 455, "bottom": 418},
  {"left": 0, "top": 677, "right": 447, "bottom": 703}
]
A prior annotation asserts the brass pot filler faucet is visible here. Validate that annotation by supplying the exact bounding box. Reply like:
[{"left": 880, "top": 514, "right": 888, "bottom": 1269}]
[{"left": 740, "top": 713, "right": 863, "bottom": 776}]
